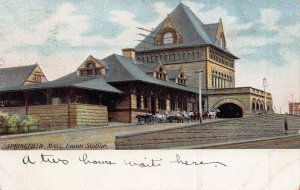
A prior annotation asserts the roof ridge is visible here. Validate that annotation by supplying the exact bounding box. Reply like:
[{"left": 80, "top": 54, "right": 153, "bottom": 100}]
[
  {"left": 204, "top": 23, "right": 219, "bottom": 26},
  {"left": 0, "top": 64, "right": 36, "bottom": 70}
]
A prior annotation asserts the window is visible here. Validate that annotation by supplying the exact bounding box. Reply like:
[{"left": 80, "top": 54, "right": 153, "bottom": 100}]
[
  {"left": 143, "top": 96, "right": 148, "bottom": 109},
  {"left": 159, "top": 55, "right": 163, "bottom": 62},
  {"left": 158, "top": 98, "right": 166, "bottom": 110},
  {"left": 183, "top": 53, "right": 186, "bottom": 60},
  {"left": 87, "top": 63, "right": 94, "bottom": 76},
  {"left": 137, "top": 95, "right": 141, "bottom": 109},
  {"left": 95, "top": 69, "right": 101, "bottom": 75},
  {"left": 171, "top": 100, "right": 175, "bottom": 111},
  {"left": 163, "top": 32, "right": 174, "bottom": 44},
  {"left": 34, "top": 74, "right": 41, "bottom": 82},
  {"left": 81, "top": 70, "right": 87, "bottom": 76},
  {"left": 178, "top": 53, "right": 181, "bottom": 60}
]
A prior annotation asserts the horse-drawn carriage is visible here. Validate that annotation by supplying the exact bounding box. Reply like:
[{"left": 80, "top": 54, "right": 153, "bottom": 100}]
[
  {"left": 135, "top": 109, "right": 220, "bottom": 125},
  {"left": 135, "top": 114, "right": 158, "bottom": 125},
  {"left": 135, "top": 110, "right": 194, "bottom": 125}
]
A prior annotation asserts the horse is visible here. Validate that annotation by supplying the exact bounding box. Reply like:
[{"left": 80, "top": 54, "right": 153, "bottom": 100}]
[
  {"left": 188, "top": 111, "right": 195, "bottom": 121},
  {"left": 208, "top": 109, "right": 220, "bottom": 119},
  {"left": 181, "top": 111, "right": 191, "bottom": 122},
  {"left": 155, "top": 111, "right": 168, "bottom": 123},
  {"left": 202, "top": 111, "right": 209, "bottom": 120}
]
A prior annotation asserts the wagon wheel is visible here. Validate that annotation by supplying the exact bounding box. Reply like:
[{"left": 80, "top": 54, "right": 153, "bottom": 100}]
[
  {"left": 140, "top": 118, "right": 146, "bottom": 125},
  {"left": 146, "top": 118, "right": 154, "bottom": 125},
  {"left": 153, "top": 117, "right": 159, "bottom": 124}
]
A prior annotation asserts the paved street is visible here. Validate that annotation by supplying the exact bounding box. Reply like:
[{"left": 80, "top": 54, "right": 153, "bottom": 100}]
[{"left": 0, "top": 120, "right": 220, "bottom": 150}]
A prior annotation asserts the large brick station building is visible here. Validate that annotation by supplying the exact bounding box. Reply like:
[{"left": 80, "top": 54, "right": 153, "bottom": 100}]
[
  {"left": 127, "top": 3, "right": 273, "bottom": 117},
  {"left": 0, "top": 3, "right": 273, "bottom": 129}
]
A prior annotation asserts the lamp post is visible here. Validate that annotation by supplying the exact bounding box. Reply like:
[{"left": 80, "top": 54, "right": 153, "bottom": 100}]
[
  {"left": 263, "top": 77, "right": 267, "bottom": 113},
  {"left": 196, "top": 71, "right": 203, "bottom": 124}
]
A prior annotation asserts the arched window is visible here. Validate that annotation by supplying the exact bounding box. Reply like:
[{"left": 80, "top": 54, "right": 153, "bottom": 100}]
[
  {"left": 163, "top": 32, "right": 174, "bottom": 44},
  {"left": 87, "top": 63, "right": 94, "bottom": 75},
  {"left": 218, "top": 33, "right": 226, "bottom": 49}
]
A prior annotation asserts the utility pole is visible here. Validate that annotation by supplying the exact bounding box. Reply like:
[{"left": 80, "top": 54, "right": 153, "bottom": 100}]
[{"left": 196, "top": 71, "right": 203, "bottom": 124}]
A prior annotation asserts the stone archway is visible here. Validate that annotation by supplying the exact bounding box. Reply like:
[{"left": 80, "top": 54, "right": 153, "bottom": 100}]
[
  {"left": 211, "top": 98, "right": 247, "bottom": 118},
  {"left": 217, "top": 103, "right": 243, "bottom": 118}
]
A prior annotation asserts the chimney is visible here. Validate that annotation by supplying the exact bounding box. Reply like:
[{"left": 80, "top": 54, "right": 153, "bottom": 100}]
[{"left": 122, "top": 48, "right": 136, "bottom": 60}]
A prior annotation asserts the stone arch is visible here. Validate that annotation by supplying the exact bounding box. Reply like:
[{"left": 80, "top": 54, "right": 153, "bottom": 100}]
[
  {"left": 256, "top": 100, "right": 261, "bottom": 111},
  {"left": 260, "top": 100, "right": 264, "bottom": 110},
  {"left": 211, "top": 98, "right": 247, "bottom": 118},
  {"left": 252, "top": 98, "right": 257, "bottom": 113},
  {"left": 211, "top": 98, "right": 247, "bottom": 110}
]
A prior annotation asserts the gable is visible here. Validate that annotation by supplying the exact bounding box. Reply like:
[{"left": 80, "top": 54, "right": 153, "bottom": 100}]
[
  {"left": 0, "top": 64, "right": 47, "bottom": 88},
  {"left": 24, "top": 65, "right": 48, "bottom": 85},
  {"left": 78, "top": 55, "right": 106, "bottom": 70},
  {"left": 215, "top": 19, "right": 226, "bottom": 49},
  {"left": 154, "top": 15, "right": 183, "bottom": 46},
  {"left": 77, "top": 55, "right": 107, "bottom": 76}
]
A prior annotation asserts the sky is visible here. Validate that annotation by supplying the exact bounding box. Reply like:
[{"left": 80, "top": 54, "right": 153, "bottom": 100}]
[{"left": 0, "top": 0, "right": 299, "bottom": 113}]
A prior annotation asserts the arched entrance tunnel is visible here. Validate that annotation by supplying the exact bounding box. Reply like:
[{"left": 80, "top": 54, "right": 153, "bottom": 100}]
[{"left": 217, "top": 103, "right": 243, "bottom": 118}]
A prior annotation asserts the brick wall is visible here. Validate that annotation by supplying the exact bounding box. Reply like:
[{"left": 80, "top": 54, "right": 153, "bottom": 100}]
[
  {"left": 28, "top": 105, "right": 69, "bottom": 129},
  {"left": 0, "top": 104, "right": 108, "bottom": 129},
  {"left": 69, "top": 104, "right": 108, "bottom": 127},
  {"left": 109, "top": 111, "right": 130, "bottom": 123}
]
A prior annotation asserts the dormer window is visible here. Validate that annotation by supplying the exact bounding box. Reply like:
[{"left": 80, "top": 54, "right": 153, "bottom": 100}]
[
  {"left": 177, "top": 73, "right": 187, "bottom": 85},
  {"left": 87, "top": 63, "right": 95, "bottom": 76},
  {"left": 78, "top": 61, "right": 105, "bottom": 77},
  {"left": 163, "top": 32, "right": 174, "bottom": 44},
  {"left": 156, "top": 66, "right": 167, "bottom": 80}
]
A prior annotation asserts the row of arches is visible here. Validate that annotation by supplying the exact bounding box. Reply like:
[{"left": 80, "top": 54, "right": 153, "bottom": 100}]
[
  {"left": 211, "top": 70, "right": 233, "bottom": 89},
  {"left": 251, "top": 99, "right": 271, "bottom": 113}
]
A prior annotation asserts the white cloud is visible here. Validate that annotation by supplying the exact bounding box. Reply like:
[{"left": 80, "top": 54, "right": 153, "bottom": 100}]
[
  {"left": 110, "top": 10, "right": 138, "bottom": 28},
  {"left": 260, "top": 8, "right": 281, "bottom": 29},
  {"left": 107, "top": 2, "right": 173, "bottom": 48}
]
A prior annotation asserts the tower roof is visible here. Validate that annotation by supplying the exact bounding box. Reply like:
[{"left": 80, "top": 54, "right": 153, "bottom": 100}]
[{"left": 135, "top": 3, "right": 236, "bottom": 57}]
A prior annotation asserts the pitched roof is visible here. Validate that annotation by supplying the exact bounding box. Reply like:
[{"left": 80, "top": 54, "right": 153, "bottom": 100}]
[
  {"left": 0, "top": 72, "right": 122, "bottom": 94},
  {"left": 134, "top": 3, "right": 237, "bottom": 58},
  {"left": 136, "top": 62, "right": 160, "bottom": 73},
  {"left": 103, "top": 54, "right": 199, "bottom": 94},
  {"left": 167, "top": 69, "right": 180, "bottom": 80},
  {"left": 0, "top": 64, "right": 37, "bottom": 88},
  {"left": 203, "top": 23, "right": 219, "bottom": 43},
  {"left": 135, "top": 3, "right": 212, "bottom": 51}
]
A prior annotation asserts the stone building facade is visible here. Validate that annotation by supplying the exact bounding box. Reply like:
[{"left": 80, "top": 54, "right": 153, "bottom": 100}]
[{"left": 128, "top": 2, "right": 273, "bottom": 117}]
